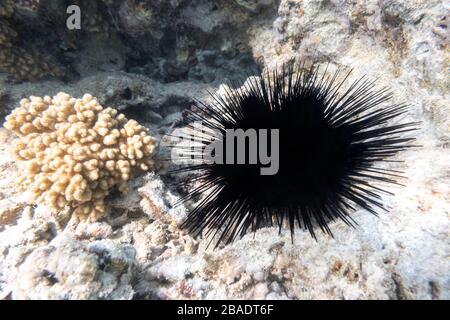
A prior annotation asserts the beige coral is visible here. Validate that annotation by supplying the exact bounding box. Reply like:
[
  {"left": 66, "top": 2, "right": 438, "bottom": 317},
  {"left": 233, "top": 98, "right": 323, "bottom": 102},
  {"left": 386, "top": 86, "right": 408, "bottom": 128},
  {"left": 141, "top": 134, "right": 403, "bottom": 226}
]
[
  {"left": 0, "top": 46, "right": 64, "bottom": 81},
  {"left": 0, "top": 0, "right": 15, "bottom": 46},
  {"left": 0, "top": 0, "right": 14, "bottom": 17},
  {"left": 3, "top": 92, "right": 156, "bottom": 220},
  {"left": 0, "top": 18, "right": 17, "bottom": 46},
  {"left": 0, "top": 0, "right": 66, "bottom": 81}
]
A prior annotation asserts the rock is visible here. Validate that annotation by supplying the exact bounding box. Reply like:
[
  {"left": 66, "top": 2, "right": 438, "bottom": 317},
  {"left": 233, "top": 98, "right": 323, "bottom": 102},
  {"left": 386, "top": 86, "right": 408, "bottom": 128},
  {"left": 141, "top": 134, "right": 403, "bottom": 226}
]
[
  {"left": 253, "top": 282, "right": 269, "bottom": 299},
  {"left": 138, "top": 173, "right": 188, "bottom": 224},
  {"left": 114, "top": 0, "right": 268, "bottom": 83},
  {"left": 0, "top": 72, "right": 210, "bottom": 120},
  {"left": 0, "top": 0, "right": 448, "bottom": 300},
  {"left": 234, "top": 0, "right": 275, "bottom": 12},
  {"left": 0, "top": 198, "right": 24, "bottom": 226},
  {"left": 10, "top": 235, "right": 136, "bottom": 299}
]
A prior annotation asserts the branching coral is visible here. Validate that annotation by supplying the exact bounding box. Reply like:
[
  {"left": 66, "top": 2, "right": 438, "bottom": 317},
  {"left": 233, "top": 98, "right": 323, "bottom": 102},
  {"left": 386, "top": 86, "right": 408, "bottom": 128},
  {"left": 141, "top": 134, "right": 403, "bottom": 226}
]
[
  {"left": 0, "top": 0, "right": 14, "bottom": 17},
  {"left": 4, "top": 92, "right": 156, "bottom": 220},
  {"left": 0, "top": 0, "right": 15, "bottom": 45},
  {"left": 0, "top": 46, "right": 65, "bottom": 81},
  {"left": 0, "top": 17, "right": 16, "bottom": 46},
  {"left": 0, "top": 0, "right": 66, "bottom": 81},
  {"left": 0, "top": 0, "right": 16, "bottom": 46}
]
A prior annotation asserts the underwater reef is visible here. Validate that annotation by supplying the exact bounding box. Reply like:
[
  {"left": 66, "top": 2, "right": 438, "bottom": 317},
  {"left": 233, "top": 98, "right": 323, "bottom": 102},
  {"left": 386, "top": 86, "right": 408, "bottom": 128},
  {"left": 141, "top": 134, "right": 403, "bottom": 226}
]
[
  {"left": 0, "top": 0, "right": 448, "bottom": 300},
  {"left": 4, "top": 92, "right": 156, "bottom": 220}
]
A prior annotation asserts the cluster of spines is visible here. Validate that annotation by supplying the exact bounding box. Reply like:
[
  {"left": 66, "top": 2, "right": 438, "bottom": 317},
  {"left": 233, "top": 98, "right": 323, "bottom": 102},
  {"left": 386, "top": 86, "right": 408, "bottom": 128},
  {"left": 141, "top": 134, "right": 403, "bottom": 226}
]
[{"left": 170, "top": 64, "right": 419, "bottom": 247}]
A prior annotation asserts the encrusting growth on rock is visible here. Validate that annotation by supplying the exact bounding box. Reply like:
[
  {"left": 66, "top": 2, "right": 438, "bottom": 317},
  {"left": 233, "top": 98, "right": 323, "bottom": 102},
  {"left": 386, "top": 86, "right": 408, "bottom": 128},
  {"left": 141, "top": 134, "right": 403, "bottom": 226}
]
[
  {"left": 0, "top": 0, "right": 15, "bottom": 46},
  {"left": 0, "top": 46, "right": 65, "bottom": 81},
  {"left": 0, "top": 0, "right": 14, "bottom": 17},
  {"left": 74, "top": 0, "right": 111, "bottom": 34},
  {"left": 0, "top": 0, "right": 65, "bottom": 81},
  {"left": 3, "top": 92, "right": 156, "bottom": 220}
]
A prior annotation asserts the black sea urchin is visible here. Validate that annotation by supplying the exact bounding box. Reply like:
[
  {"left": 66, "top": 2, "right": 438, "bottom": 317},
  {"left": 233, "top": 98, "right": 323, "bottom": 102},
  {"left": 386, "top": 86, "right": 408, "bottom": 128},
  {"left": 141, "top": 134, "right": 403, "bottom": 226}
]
[{"left": 172, "top": 64, "right": 418, "bottom": 247}]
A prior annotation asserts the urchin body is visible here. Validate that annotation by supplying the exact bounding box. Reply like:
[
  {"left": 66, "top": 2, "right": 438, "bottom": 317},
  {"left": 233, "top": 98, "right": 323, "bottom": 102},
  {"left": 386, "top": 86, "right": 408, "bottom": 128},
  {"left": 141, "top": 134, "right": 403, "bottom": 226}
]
[{"left": 175, "top": 64, "right": 417, "bottom": 246}]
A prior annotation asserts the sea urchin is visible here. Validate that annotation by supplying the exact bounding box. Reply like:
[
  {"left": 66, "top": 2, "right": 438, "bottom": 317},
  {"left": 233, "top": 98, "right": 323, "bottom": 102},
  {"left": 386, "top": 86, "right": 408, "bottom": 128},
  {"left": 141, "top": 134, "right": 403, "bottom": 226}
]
[{"left": 172, "top": 63, "right": 418, "bottom": 247}]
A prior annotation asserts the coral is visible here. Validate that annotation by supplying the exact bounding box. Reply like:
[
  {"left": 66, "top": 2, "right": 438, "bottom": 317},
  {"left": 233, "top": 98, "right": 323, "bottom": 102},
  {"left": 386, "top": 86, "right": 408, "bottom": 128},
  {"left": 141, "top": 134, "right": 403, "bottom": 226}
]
[
  {"left": 112, "top": 0, "right": 266, "bottom": 83},
  {"left": 82, "top": 1, "right": 110, "bottom": 34},
  {"left": 0, "top": 0, "right": 66, "bottom": 81},
  {"left": 0, "top": 17, "right": 16, "bottom": 46},
  {"left": 0, "top": 0, "right": 448, "bottom": 301},
  {"left": 11, "top": 236, "right": 136, "bottom": 299},
  {"left": 0, "top": 0, "right": 15, "bottom": 46},
  {"left": 0, "top": 0, "right": 14, "bottom": 17},
  {"left": 0, "top": 46, "right": 65, "bottom": 81},
  {"left": 71, "top": 0, "right": 111, "bottom": 34},
  {"left": 3, "top": 92, "right": 156, "bottom": 220}
]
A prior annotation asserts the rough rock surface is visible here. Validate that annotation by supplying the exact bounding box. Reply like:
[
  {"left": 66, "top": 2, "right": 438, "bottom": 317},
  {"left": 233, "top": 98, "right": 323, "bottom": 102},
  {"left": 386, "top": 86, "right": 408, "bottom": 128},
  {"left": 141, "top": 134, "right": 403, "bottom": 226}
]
[{"left": 0, "top": 0, "right": 448, "bottom": 299}]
